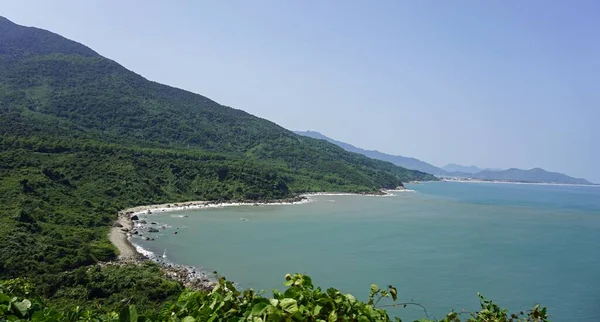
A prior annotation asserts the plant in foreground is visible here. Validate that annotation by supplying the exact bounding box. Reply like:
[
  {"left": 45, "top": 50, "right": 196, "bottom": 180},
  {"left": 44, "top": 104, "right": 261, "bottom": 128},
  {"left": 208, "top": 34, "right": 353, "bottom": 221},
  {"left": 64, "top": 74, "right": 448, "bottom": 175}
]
[{"left": 0, "top": 274, "right": 548, "bottom": 321}]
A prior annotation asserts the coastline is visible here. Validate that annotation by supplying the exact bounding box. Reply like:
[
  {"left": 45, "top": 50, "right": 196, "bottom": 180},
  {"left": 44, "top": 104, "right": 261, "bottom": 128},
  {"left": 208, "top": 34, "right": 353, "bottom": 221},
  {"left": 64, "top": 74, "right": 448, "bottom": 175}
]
[
  {"left": 109, "top": 196, "right": 308, "bottom": 288},
  {"left": 108, "top": 190, "right": 410, "bottom": 288}
]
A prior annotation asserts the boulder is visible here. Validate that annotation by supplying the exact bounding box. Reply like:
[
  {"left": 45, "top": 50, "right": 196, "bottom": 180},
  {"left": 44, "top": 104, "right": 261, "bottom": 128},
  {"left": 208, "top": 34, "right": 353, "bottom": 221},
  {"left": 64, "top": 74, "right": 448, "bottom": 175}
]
[
  {"left": 151, "top": 222, "right": 157, "bottom": 225},
  {"left": 120, "top": 228, "right": 130, "bottom": 232},
  {"left": 139, "top": 220, "right": 147, "bottom": 224},
  {"left": 148, "top": 227, "right": 159, "bottom": 233},
  {"left": 131, "top": 215, "right": 139, "bottom": 221},
  {"left": 112, "top": 222, "right": 123, "bottom": 227}
]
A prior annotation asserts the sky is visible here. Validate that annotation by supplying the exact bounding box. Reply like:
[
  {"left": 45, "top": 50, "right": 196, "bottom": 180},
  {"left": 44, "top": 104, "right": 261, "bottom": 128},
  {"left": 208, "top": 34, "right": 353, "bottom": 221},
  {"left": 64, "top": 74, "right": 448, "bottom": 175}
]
[{"left": 3, "top": 1, "right": 599, "bottom": 182}]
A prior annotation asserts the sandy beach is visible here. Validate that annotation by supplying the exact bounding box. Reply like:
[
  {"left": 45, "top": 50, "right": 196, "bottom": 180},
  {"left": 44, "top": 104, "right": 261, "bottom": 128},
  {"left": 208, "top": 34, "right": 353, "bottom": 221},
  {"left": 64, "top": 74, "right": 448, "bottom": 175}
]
[{"left": 108, "top": 212, "right": 140, "bottom": 260}]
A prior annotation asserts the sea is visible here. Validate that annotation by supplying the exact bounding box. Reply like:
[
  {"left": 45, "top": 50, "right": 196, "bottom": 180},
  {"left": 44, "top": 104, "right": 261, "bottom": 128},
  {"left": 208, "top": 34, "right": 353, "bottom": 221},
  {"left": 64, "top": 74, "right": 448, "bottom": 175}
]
[{"left": 133, "top": 182, "right": 600, "bottom": 321}]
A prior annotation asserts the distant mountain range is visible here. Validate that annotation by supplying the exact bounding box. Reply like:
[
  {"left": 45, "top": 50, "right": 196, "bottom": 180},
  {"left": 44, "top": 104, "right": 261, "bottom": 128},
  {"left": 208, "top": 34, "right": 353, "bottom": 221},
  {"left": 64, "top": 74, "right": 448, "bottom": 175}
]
[
  {"left": 441, "top": 164, "right": 502, "bottom": 174},
  {"left": 471, "top": 168, "right": 593, "bottom": 185},
  {"left": 294, "top": 131, "right": 447, "bottom": 175},
  {"left": 294, "top": 131, "right": 595, "bottom": 185}
]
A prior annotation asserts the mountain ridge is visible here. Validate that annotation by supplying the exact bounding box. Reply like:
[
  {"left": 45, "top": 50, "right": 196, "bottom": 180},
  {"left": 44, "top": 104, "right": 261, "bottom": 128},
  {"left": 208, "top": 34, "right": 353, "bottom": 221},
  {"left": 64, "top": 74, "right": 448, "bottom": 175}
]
[
  {"left": 0, "top": 15, "right": 434, "bottom": 185},
  {"left": 295, "top": 131, "right": 595, "bottom": 185},
  {"left": 442, "top": 164, "right": 502, "bottom": 174},
  {"left": 294, "top": 130, "right": 448, "bottom": 175},
  {"left": 468, "top": 168, "right": 593, "bottom": 185}
]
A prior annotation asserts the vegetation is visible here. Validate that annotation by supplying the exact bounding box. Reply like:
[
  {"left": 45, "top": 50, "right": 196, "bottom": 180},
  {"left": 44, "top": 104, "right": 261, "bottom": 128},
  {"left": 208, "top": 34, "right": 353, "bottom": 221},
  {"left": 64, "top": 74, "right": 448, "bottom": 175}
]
[{"left": 1, "top": 273, "right": 548, "bottom": 321}]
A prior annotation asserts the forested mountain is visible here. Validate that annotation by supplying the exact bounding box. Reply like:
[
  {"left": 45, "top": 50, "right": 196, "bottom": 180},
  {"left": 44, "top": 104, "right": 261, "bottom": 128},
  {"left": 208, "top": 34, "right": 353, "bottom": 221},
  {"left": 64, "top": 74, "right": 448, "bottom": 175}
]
[
  {"left": 0, "top": 16, "right": 436, "bottom": 279},
  {"left": 295, "top": 130, "right": 447, "bottom": 175}
]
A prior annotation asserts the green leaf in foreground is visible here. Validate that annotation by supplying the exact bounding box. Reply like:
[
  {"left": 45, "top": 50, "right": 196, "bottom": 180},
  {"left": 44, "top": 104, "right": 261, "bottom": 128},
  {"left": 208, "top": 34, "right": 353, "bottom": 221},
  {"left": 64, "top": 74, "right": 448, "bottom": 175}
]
[{"left": 279, "top": 298, "right": 298, "bottom": 314}]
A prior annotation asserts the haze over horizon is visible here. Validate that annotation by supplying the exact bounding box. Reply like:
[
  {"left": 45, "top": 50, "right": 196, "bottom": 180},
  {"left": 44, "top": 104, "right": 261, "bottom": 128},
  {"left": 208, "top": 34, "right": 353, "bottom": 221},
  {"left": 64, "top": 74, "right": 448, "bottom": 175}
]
[{"left": 3, "top": 1, "right": 598, "bottom": 182}]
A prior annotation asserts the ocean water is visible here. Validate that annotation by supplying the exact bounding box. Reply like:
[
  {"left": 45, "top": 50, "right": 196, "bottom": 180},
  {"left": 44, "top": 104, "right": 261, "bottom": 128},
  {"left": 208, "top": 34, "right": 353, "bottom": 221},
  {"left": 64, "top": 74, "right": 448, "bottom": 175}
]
[{"left": 134, "top": 182, "right": 600, "bottom": 321}]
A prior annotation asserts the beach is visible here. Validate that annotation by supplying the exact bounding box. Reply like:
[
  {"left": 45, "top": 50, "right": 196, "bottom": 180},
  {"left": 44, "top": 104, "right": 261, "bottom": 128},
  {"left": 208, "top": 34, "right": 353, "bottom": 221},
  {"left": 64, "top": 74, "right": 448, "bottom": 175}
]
[{"left": 108, "top": 212, "right": 139, "bottom": 260}]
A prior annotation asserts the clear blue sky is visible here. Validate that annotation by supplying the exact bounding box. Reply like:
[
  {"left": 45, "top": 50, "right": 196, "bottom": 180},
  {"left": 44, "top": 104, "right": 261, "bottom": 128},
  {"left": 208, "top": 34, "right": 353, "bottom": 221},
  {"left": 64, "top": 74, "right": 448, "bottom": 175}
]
[{"left": 3, "top": 1, "right": 599, "bottom": 182}]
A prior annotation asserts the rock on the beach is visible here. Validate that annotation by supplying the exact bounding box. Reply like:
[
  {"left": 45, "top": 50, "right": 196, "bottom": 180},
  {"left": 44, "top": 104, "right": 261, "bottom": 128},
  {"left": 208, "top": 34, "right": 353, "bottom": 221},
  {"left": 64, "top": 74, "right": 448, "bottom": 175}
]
[
  {"left": 120, "top": 228, "right": 130, "bottom": 232},
  {"left": 131, "top": 215, "right": 139, "bottom": 221},
  {"left": 112, "top": 222, "right": 123, "bottom": 227},
  {"left": 139, "top": 220, "right": 147, "bottom": 224}
]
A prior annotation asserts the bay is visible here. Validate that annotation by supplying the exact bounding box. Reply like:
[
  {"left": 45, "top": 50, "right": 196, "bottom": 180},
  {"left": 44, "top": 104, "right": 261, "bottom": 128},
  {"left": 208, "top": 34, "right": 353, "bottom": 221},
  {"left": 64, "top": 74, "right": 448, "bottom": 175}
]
[{"left": 134, "top": 182, "right": 600, "bottom": 321}]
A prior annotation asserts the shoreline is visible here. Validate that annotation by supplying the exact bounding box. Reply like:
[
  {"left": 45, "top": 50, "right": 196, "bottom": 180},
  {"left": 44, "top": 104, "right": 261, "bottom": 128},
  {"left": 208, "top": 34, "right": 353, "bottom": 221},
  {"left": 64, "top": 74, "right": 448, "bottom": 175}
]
[
  {"left": 108, "top": 190, "right": 411, "bottom": 288},
  {"left": 109, "top": 196, "right": 308, "bottom": 289}
]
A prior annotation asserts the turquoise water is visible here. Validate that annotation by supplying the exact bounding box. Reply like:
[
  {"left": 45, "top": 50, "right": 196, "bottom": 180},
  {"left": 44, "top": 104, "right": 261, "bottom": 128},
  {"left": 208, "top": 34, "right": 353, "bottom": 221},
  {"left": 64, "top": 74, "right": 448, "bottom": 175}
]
[{"left": 134, "top": 182, "right": 600, "bottom": 321}]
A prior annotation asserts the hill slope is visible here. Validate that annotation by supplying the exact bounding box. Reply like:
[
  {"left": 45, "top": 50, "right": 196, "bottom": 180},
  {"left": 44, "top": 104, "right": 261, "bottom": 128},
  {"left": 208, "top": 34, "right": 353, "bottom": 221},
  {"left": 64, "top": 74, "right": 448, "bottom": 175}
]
[
  {"left": 0, "top": 16, "right": 434, "bottom": 188},
  {"left": 0, "top": 16, "right": 436, "bottom": 278},
  {"left": 295, "top": 131, "right": 447, "bottom": 175}
]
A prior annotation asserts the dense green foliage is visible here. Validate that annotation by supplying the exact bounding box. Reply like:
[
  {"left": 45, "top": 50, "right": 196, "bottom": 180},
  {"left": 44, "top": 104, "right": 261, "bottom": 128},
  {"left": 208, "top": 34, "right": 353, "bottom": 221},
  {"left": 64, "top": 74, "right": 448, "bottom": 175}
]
[
  {"left": 1, "top": 274, "right": 548, "bottom": 321},
  {"left": 18, "top": 263, "right": 182, "bottom": 315}
]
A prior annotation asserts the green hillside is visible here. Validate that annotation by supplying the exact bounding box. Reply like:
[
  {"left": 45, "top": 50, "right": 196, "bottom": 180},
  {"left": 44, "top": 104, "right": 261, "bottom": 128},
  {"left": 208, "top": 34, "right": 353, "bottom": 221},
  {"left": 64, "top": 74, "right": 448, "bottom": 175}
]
[{"left": 0, "top": 16, "right": 435, "bottom": 279}]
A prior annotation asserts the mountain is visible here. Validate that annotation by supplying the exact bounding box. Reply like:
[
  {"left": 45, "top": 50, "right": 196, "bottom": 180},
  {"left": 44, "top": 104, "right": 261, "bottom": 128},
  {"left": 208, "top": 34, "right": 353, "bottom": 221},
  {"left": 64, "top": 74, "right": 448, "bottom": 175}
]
[
  {"left": 0, "top": 16, "right": 433, "bottom": 187},
  {"left": 0, "top": 17, "right": 436, "bottom": 278},
  {"left": 440, "top": 163, "right": 593, "bottom": 185},
  {"left": 442, "top": 164, "right": 505, "bottom": 174},
  {"left": 295, "top": 131, "right": 448, "bottom": 175},
  {"left": 471, "top": 168, "right": 593, "bottom": 185},
  {"left": 292, "top": 131, "right": 594, "bottom": 185},
  {"left": 442, "top": 164, "right": 485, "bottom": 174}
]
